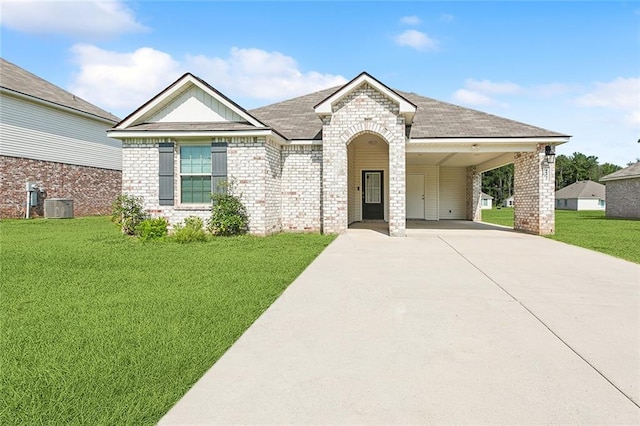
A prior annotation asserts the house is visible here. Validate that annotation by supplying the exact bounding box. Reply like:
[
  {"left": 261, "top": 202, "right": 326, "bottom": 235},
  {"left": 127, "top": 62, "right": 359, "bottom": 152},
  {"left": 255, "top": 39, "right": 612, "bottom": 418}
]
[
  {"left": 108, "top": 72, "right": 569, "bottom": 236},
  {"left": 503, "top": 195, "right": 515, "bottom": 208},
  {"left": 555, "top": 180, "right": 606, "bottom": 210},
  {"left": 480, "top": 192, "right": 494, "bottom": 210},
  {"left": 0, "top": 58, "right": 121, "bottom": 218},
  {"left": 600, "top": 162, "right": 640, "bottom": 218}
]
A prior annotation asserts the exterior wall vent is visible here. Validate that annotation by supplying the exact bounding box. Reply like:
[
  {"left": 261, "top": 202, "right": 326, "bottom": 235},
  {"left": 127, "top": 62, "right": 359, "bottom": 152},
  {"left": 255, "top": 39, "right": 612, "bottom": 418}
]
[{"left": 44, "top": 198, "right": 74, "bottom": 219}]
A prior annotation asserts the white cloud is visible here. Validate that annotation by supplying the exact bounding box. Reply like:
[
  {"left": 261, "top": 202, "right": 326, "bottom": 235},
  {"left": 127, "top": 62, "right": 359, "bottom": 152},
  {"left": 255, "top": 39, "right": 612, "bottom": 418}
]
[
  {"left": 394, "top": 30, "right": 438, "bottom": 52},
  {"left": 532, "top": 82, "right": 580, "bottom": 98},
  {"left": 575, "top": 77, "right": 640, "bottom": 127},
  {"left": 464, "top": 79, "right": 523, "bottom": 95},
  {"left": 440, "top": 13, "right": 454, "bottom": 23},
  {"left": 68, "top": 45, "right": 347, "bottom": 115},
  {"left": 0, "top": 0, "right": 147, "bottom": 38},
  {"left": 69, "top": 44, "right": 182, "bottom": 112},
  {"left": 400, "top": 16, "right": 421, "bottom": 25},
  {"left": 452, "top": 79, "right": 522, "bottom": 106},
  {"left": 452, "top": 89, "right": 497, "bottom": 106},
  {"left": 186, "top": 47, "right": 347, "bottom": 100}
]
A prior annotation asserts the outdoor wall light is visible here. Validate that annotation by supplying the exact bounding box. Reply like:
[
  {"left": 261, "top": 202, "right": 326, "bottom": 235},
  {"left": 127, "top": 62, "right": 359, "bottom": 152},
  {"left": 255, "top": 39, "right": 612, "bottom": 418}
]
[{"left": 545, "top": 145, "right": 556, "bottom": 163}]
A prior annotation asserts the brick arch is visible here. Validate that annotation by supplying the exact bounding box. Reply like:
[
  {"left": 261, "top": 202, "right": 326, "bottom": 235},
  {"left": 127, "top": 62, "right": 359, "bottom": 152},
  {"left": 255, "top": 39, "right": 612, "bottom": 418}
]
[{"left": 341, "top": 122, "right": 393, "bottom": 145}]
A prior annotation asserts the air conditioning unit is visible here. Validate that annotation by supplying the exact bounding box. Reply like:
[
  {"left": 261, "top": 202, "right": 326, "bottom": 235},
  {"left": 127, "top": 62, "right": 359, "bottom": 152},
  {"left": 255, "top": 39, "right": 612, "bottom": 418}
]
[{"left": 44, "top": 198, "right": 74, "bottom": 219}]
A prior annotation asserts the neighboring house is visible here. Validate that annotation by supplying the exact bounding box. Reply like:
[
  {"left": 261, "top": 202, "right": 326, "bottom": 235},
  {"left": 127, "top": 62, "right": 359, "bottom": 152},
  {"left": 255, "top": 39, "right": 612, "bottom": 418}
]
[
  {"left": 480, "top": 192, "right": 493, "bottom": 210},
  {"left": 555, "top": 180, "right": 606, "bottom": 211},
  {"left": 600, "top": 162, "right": 640, "bottom": 219},
  {"left": 108, "top": 72, "right": 569, "bottom": 236},
  {"left": 503, "top": 196, "right": 515, "bottom": 208},
  {"left": 0, "top": 58, "right": 121, "bottom": 218}
]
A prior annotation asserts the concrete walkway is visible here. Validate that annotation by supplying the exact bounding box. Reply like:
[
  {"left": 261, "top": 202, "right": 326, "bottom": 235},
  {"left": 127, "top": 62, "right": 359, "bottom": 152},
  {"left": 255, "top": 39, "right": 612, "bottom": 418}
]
[{"left": 160, "top": 223, "right": 640, "bottom": 424}]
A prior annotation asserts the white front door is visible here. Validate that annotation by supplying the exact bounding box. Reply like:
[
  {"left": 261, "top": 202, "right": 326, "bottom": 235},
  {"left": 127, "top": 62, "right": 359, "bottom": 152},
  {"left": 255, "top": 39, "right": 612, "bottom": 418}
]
[{"left": 406, "top": 174, "right": 425, "bottom": 219}]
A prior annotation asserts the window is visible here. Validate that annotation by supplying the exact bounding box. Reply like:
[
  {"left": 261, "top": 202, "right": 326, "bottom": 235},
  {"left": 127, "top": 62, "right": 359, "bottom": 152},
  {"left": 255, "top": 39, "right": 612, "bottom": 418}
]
[
  {"left": 599, "top": 199, "right": 605, "bottom": 207},
  {"left": 482, "top": 199, "right": 488, "bottom": 207},
  {"left": 180, "top": 146, "right": 211, "bottom": 204}
]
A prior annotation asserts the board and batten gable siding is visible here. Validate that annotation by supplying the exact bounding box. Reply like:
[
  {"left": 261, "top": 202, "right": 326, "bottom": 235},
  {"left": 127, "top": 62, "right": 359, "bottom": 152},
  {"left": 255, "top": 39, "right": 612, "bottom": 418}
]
[
  {"left": 0, "top": 93, "right": 121, "bottom": 170},
  {"left": 149, "top": 85, "right": 244, "bottom": 123},
  {"left": 439, "top": 167, "right": 466, "bottom": 219}
]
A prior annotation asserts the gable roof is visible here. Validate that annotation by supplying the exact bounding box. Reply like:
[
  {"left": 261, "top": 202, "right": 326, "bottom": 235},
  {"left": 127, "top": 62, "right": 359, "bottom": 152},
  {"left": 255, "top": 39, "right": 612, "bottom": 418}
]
[
  {"left": 481, "top": 192, "right": 494, "bottom": 200},
  {"left": 114, "top": 73, "right": 269, "bottom": 131},
  {"left": 314, "top": 72, "right": 417, "bottom": 122},
  {"left": 250, "top": 82, "right": 569, "bottom": 141},
  {"left": 555, "top": 180, "right": 605, "bottom": 199},
  {"left": 0, "top": 58, "right": 119, "bottom": 123},
  {"left": 600, "top": 161, "right": 640, "bottom": 182}
]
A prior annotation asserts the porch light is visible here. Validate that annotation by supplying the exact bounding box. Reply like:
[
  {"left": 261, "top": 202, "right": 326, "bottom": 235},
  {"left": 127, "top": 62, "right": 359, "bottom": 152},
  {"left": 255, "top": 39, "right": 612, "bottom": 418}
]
[{"left": 544, "top": 145, "right": 556, "bottom": 163}]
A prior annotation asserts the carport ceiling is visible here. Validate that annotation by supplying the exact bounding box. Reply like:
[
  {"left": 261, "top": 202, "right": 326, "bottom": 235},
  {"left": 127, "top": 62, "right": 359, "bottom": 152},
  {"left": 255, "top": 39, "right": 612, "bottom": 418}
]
[{"left": 406, "top": 152, "right": 513, "bottom": 167}]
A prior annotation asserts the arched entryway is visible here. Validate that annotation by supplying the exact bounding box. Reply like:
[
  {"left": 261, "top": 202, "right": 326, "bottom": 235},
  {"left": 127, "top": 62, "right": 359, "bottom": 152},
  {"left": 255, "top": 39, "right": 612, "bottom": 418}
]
[{"left": 346, "top": 132, "right": 390, "bottom": 229}]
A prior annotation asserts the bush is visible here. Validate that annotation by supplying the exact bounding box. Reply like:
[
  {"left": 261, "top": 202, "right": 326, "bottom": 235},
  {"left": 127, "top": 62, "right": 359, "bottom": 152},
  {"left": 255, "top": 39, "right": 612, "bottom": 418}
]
[
  {"left": 209, "top": 191, "right": 248, "bottom": 236},
  {"left": 136, "top": 217, "right": 169, "bottom": 241},
  {"left": 111, "top": 194, "right": 148, "bottom": 235},
  {"left": 171, "top": 216, "right": 208, "bottom": 243}
]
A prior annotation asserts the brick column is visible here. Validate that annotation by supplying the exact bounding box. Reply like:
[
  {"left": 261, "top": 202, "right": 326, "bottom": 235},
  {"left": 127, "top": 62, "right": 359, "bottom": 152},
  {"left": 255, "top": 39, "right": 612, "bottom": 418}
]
[
  {"left": 514, "top": 145, "right": 555, "bottom": 235},
  {"left": 322, "top": 120, "right": 348, "bottom": 234},
  {"left": 388, "top": 137, "right": 406, "bottom": 237},
  {"left": 466, "top": 166, "right": 482, "bottom": 222}
]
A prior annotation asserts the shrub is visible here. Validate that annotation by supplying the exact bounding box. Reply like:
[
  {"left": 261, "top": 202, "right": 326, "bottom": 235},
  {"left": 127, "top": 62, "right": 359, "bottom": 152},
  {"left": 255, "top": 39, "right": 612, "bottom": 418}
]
[
  {"left": 209, "top": 189, "right": 248, "bottom": 236},
  {"left": 111, "top": 194, "right": 148, "bottom": 235},
  {"left": 136, "top": 217, "right": 169, "bottom": 241},
  {"left": 171, "top": 216, "right": 208, "bottom": 243}
]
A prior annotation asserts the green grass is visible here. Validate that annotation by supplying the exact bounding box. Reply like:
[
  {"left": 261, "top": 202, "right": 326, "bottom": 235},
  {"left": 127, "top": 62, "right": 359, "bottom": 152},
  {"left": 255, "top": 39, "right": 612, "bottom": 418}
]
[
  {"left": 482, "top": 208, "right": 640, "bottom": 263},
  {"left": 0, "top": 217, "right": 335, "bottom": 425}
]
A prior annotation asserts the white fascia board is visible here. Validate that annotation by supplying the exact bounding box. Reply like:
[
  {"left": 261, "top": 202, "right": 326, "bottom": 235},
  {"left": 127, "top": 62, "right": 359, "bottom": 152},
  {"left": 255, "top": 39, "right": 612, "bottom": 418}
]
[
  {"left": 116, "top": 74, "right": 263, "bottom": 129},
  {"left": 600, "top": 174, "right": 640, "bottom": 182},
  {"left": 407, "top": 144, "right": 538, "bottom": 153},
  {"left": 288, "top": 139, "right": 323, "bottom": 146},
  {"left": 409, "top": 136, "right": 570, "bottom": 145},
  {"left": 0, "top": 88, "right": 117, "bottom": 125},
  {"left": 107, "top": 129, "right": 283, "bottom": 142},
  {"left": 315, "top": 74, "right": 416, "bottom": 115}
]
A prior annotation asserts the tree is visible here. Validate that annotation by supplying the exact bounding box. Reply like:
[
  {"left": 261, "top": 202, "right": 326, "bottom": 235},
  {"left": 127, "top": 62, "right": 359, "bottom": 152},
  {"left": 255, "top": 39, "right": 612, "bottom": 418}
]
[{"left": 482, "top": 164, "right": 513, "bottom": 206}]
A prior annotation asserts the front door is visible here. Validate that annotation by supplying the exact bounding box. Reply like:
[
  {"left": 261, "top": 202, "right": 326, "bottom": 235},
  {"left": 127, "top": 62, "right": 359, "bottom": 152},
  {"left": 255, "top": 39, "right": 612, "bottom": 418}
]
[{"left": 362, "top": 170, "right": 384, "bottom": 220}]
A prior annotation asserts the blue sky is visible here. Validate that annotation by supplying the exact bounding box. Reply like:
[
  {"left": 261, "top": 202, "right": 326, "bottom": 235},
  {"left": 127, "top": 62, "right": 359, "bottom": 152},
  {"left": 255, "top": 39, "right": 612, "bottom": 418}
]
[{"left": 1, "top": 0, "right": 638, "bottom": 166}]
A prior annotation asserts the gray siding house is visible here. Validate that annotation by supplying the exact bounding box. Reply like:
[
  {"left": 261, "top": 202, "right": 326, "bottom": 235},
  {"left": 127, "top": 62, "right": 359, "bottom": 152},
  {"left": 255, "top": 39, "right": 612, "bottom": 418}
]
[
  {"left": 600, "top": 162, "right": 640, "bottom": 219},
  {"left": 555, "top": 180, "right": 606, "bottom": 211},
  {"left": 0, "top": 58, "right": 122, "bottom": 218},
  {"left": 108, "top": 72, "right": 570, "bottom": 236}
]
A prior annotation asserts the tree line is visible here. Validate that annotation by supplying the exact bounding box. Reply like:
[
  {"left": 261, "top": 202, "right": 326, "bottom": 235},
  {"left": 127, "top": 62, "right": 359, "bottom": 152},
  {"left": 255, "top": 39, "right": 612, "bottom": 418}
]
[{"left": 482, "top": 152, "right": 627, "bottom": 206}]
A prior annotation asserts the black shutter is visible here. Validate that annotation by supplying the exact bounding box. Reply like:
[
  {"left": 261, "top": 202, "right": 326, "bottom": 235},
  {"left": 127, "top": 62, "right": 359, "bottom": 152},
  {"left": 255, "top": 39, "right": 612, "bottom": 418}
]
[
  {"left": 211, "top": 142, "right": 227, "bottom": 194},
  {"left": 158, "top": 143, "right": 174, "bottom": 205}
]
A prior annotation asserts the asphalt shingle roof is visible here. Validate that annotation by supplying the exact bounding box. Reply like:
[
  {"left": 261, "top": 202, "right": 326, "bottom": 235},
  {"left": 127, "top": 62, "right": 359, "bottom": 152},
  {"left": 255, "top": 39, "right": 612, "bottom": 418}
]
[
  {"left": 555, "top": 180, "right": 605, "bottom": 199},
  {"left": 600, "top": 161, "right": 640, "bottom": 182},
  {"left": 249, "top": 84, "right": 568, "bottom": 140},
  {"left": 0, "top": 58, "right": 120, "bottom": 122}
]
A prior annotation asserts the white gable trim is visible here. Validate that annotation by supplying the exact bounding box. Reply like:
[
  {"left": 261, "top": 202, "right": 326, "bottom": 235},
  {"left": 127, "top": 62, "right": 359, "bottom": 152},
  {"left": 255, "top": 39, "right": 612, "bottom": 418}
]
[
  {"left": 115, "top": 74, "right": 264, "bottom": 129},
  {"left": 314, "top": 73, "right": 417, "bottom": 122}
]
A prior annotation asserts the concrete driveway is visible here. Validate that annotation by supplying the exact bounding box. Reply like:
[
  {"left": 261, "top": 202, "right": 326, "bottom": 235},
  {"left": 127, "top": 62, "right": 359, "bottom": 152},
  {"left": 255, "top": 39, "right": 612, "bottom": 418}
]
[{"left": 160, "top": 222, "right": 640, "bottom": 424}]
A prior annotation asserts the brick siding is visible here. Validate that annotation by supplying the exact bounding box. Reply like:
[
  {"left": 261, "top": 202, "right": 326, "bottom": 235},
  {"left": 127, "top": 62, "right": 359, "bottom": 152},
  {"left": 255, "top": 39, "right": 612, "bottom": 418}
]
[
  {"left": 513, "top": 145, "right": 555, "bottom": 235},
  {"left": 0, "top": 155, "right": 121, "bottom": 218},
  {"left": 605, "top": 178, "right": 640, "bottom": 218}
]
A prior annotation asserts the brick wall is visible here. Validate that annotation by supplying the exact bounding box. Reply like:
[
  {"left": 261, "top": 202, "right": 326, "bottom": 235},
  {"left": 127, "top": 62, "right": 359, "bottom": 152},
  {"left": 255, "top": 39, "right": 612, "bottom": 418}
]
[
  {"left": 514, "top": 145, "right": 555, "bottom": 235},
  {"left": 0, "top": 155, "right": 121, "bottom": 218},
  {"left": 466, "top": 167, "right": 482, "bottom": 221},
  {"left": 281, "top": 145, "right": 322, "bottom": 232},
  {"left": 605, "top": 178, "right": 640, "bottom": 219},
  {"left": 321, "top": 82, "right": 407, "bottom": 236}
]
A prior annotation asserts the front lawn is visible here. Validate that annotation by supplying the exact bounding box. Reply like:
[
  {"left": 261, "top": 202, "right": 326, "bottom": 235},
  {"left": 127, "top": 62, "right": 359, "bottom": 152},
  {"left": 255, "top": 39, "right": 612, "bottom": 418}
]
[
  {"left": 0, "top": 217, "right": 334, "bottom": 425},
  {"left": 482, "top": 209, "right": 640, "bottom": 263}
]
